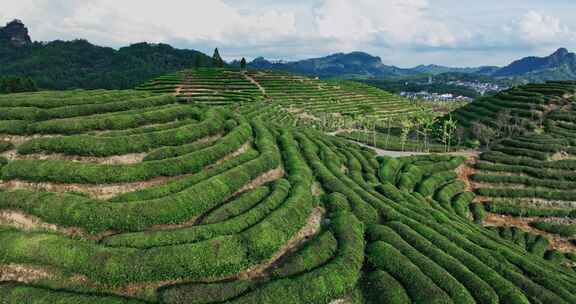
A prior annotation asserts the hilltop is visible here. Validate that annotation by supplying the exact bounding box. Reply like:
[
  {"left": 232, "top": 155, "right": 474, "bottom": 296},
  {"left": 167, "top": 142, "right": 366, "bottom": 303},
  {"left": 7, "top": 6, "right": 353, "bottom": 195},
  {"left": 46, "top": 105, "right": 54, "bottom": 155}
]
[
  {"left": 138, "top": 68, "right": 427, "bottom": 130},
  {"left": 0, "top": 19, "right": 31, "bottom": 47},
  {"left": 494, "top": 48, "right": 576, "bottom": 81},
  {"left": 0, "top": 20, "right": 214, "bottom": 90}
]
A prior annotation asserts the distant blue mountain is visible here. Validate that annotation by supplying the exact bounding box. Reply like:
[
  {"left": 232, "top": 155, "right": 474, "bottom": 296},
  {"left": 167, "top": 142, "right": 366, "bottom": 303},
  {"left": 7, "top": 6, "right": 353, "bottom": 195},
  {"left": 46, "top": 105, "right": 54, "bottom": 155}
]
[
  {"left": 248, "top": 48, "right": 576, "bottom": 82},
  {"left": 247, "top": 52, "right": 497, "bottom": 79},
  {"left": 493, "top": 48, "right": 576, "bottom": 81}
]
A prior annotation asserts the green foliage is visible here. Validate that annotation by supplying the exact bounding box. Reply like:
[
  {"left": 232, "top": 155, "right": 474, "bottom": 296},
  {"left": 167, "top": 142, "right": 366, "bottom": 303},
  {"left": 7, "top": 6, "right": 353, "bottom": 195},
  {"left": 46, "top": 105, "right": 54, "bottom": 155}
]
[
  {"left": 212, "top": 48, "right": 225, "bottom": 68},
  {"left": 0, "top": 156, "right": 7, "bottom": 169},
  {"left": 367, "top": 241, "right": 453, "bottom": 304},
  {"left": 0, "top": 121, "right": 280, "bottom": 233},
  {"left": 452, "top": 191, "right": 475, "bottom": 218},
  {"left": 103, "top": 179, "right": 290, "bottom": 248},
  {"left": 486, "top": 201, "right": 576, "bottom": 218},
  {"left": 377, "top": 156, "right": 401, "bottom": 184},
  {"left": 362, "top": 270, "right": 410, "bottom": 304},
  {"left": 417, "top": 171, "right": 458, "bottom": 196},
  {"left": 30, "top": 103, "right": 200, "bottom": 135},
  {"left": 200, "top": 185, "right": 270, "bottom": 224},
  {"left": 3, "top": 121, "right": 251, "bottom": 184},
  {"left": 159, "top": 280, "right": 253, "bottom": 304},
  {"left": 0, "top": 76, "right": 37, "bottom": 94},
  {"left": 230, "top": 211, "right": 365, "bottom": 304},
  {"left": 0, "top": 40, "right": 214, "bottom": 90},
  {"left": 477, "top": 187, "right": 576, "bottom": 202},
  {"left": 0, "top": 283, "right": 143, "bottom": 303},
  {"left": 435, "top": 180, "right": 466, "bottom": 206},
  {"left": 0, "top": 75, "right": 575, "bottom": 303},
  {"left": 0, "top": 141, "right": 12, "bottom": 153},
  {"left": 470, "top": 203, "right": 486, "bottom": 224},
  {"left": 17, "top": 107, "right": 227, "bottom": 156},
  {"left": 368, "top": 224, "right": 477, "bottom": 304},
  {"left": 270, "top": 230, "right": 337, "bottom": 278},
  {"left": 530, "top": 221, "right": 576, "bottom": 237}
]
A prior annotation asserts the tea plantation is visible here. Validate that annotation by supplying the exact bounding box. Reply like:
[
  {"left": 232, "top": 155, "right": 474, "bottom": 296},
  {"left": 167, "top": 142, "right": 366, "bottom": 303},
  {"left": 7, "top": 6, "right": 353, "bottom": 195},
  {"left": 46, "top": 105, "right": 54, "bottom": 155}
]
[
  {"left": 0, "top": 72, "right": 575, "bottom": 303},
  {"left": 452, "top": 81, "right": 576, "bottom": 258},
  {"left": 139, "top": 68, "right": 426, "bottom": 130}
]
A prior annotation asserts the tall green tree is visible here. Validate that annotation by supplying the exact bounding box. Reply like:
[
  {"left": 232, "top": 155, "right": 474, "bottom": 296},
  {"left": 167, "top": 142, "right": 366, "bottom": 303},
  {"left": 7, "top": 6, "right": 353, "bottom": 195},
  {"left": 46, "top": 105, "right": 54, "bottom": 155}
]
[
  {"left": 0, "top": 76, "right": 37, "bottom": 94},
  {"left": 212, "top": 48, "right": 224, "bottom": 67},
  {"left": 240, "top": 57, "right": 247, "bottom": 70}
]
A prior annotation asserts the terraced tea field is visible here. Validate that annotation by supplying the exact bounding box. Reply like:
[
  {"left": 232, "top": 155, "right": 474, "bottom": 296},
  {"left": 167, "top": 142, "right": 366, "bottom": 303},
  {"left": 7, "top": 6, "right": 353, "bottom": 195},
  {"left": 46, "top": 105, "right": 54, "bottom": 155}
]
[
  {"left": 451, "top": 81, "right": 576, "bottom": 256},
  {"left": 139, "top": 68, "right": 426, "bottom": 130},
  {"left": 0, "top": 82, "right": 576, "bottom": 303}
]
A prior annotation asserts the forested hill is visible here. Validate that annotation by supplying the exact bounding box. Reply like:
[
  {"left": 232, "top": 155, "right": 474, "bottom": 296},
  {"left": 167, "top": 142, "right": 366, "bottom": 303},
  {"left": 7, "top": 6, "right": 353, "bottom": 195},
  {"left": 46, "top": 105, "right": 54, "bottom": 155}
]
[
  {"left": 0, "top": 20, "right": 214, "bottom": 90},
  {"left": 0, "top": 39, "right": 215, "bottom": 90}
]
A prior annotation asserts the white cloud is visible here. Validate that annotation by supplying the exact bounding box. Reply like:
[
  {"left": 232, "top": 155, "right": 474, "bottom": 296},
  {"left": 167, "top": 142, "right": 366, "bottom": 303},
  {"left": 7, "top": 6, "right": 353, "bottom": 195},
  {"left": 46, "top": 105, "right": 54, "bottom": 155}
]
[
  {"left": 503, "top": 10, "right": 576, "bottom": 46},
  {"left": 1, "top": 1, "right": 575, "bottom": 66},
  {"left": 313, "top": 0, "right": 458, "bottom": 49},
  {"left": 1, "top": 0, "right": 299, "bottom": 48}
]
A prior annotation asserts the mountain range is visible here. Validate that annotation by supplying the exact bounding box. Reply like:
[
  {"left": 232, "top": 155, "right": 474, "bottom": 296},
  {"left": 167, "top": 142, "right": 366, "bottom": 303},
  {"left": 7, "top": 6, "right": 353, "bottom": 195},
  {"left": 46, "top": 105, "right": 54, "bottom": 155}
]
[
  {"left": 493, "top": 47, "right": 576, "bottom": 81},
  {"left": 247, "top": 52, "right": 498, "bottom": 79},
  {"left": 247, "top": 49, "right": 576, "bottom": 82}
]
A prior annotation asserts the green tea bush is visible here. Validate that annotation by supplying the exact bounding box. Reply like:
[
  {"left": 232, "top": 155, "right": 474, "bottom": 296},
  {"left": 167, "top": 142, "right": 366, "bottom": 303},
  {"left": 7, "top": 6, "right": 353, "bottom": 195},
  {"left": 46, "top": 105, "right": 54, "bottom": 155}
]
[
  {"left": 17, "top": 108, "right": 228, "bottom": 156},
  {"left": 0, "top": 141, "right": 12, "bottom": 153},
  {"left": 103, "top": 179, "right": 290, "bottom": 248},
  {"left": 471, "top": 174, "right": 576, "bottom": 190},
  {"left": 435, "top": 180, "right": 466, "bottom": 207},
  {"left": 269, "top": 230, "right": 337, "bottom": 278},
  {"left": 378, "top": 156, "right": 401, "bottom": 184},
  {"left": 3, "top": 122, "right": 251, "bottom": 183},
  {"left": 367, "top": 225, "right": 476, "bottom": 304},
  {"left": 0, "top": 94, "right": 175, "bottom": 121},
  {"left": 367, "top": 241, "right": 452, "bottom": 304},
  {"left": 383, "top": 222, "right": 500, "bottom": 304},
  {"left": 159, "top": 281, "right": 253, "bottom": 304},
  {"left": 29, "top": 103, "right": 200, "bottom": 135},
  {"left": 298, "top": 134, "right": 379, "bottom": 224},
  {"left": 200, "top": 185, "right": 270, "bottom": 224},
  {"left": 486, "top": 201, "right": 576, "bottom": 218},
  {"left": 417, "top": 171, "right": 458, "bottom": 196},
  {"left": 111, "top": 149, "right": 259, "bottom": 202},
  {"left": 362, "top": 270, "right": 410, "bottom": 304},
  {"left": 452, "top": 192, "right": 475, "bottom": 219},
  {"left": 0, "top": 283, "right": 144, "bottom": 303},
  {"left": 0, "top": 121, "right": 281, "bottom": 232},
  {"left": 477, "top": 187, "right": 576, "bottom": 201},
  {"left": 229, "top": 211, "right": 364, "bottom": 304},
  {"left": 470, "top": 203, "right": 486, "bottom": 224},
  {"left": 530, "top": 221, "right": 576, "bottom": 237},
  {"left": 491, "top": 145, "right": 549, "bottom": 161},
  {"left": 324, "top": 192, "right": 352, "bottom": 213}
]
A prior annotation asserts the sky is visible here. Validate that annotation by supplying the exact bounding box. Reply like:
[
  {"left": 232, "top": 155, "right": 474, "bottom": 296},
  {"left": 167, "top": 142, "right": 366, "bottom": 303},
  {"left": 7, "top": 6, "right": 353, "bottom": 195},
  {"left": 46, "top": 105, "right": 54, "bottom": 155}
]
[{"left": 2, "top": 0, "right": 576, "bottom": 67}]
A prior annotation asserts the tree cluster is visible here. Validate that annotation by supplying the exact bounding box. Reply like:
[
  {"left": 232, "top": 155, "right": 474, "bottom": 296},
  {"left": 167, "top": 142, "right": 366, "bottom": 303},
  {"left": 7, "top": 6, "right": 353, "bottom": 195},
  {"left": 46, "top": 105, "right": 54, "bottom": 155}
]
[{"left": 0, "top": 76, "right": 37, "bottom": 93}]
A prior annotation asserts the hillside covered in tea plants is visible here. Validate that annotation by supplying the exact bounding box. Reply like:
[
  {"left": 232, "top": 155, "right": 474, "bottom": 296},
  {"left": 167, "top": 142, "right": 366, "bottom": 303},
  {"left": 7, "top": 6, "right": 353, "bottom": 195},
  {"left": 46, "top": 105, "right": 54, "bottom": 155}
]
[
  {"left": 448, "top": 80, "right": 576, "bottom": 256},
  {"left": 0, "top": 70, "right": 575, "bottom": 304}
]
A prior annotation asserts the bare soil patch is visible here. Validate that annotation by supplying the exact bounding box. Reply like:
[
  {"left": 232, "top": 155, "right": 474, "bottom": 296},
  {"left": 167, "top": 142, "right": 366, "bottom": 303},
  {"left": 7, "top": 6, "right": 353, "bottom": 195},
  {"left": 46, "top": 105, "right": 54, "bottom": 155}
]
[
  {"left": 234, "top": 166, "right": 285, "bottom": 195},
  {"left": 0, "top": 134, "right": 56, "bottom": 146},
  {"left": 2, "top": 150, "right": 146, "bottom": 165},
  {"left": 0, "top": 264, "right": 53, "bottom": 284}
]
